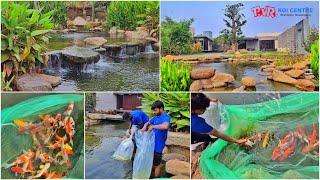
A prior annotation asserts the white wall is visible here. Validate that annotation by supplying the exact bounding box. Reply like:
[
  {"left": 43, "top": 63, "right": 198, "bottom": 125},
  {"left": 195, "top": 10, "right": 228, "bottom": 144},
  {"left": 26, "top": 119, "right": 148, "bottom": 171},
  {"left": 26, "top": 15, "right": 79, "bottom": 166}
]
[{"left": 95, "top": 93, "right": 117, "bottom": 112}]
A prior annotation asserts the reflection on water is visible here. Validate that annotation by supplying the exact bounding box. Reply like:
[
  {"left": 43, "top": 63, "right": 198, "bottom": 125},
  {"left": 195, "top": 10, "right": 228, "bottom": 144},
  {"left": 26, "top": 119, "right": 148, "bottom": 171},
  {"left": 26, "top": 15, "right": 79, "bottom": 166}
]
[
  {"left": 85, "top": 121, "right": 132, "bottom": 179},
  {"left": 47, "top": 32, "right": 159, "bottom": 91},
  {"left": 196, "top": 61, "right": 299, "bottom": 91}
]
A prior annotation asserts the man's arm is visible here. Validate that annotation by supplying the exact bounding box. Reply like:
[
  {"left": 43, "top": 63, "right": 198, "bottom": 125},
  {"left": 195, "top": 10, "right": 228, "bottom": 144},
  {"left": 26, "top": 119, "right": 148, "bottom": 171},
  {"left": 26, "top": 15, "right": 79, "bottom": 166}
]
[
  {"left": 149, "top": 122, "right": 169, "bottom": 131},
  {"left": 141, "top": 121, "right": 151, "bottom": 132},
  {"left": 210, "top": 129, "right": 246, "bottom": 144}
]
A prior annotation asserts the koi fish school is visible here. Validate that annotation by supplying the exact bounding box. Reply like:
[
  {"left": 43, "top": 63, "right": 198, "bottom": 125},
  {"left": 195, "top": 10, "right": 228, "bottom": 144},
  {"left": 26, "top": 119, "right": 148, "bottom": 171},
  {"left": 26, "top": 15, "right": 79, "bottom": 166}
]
[{"left": 4, "top": 102, "right": 76, "bottom": 179}]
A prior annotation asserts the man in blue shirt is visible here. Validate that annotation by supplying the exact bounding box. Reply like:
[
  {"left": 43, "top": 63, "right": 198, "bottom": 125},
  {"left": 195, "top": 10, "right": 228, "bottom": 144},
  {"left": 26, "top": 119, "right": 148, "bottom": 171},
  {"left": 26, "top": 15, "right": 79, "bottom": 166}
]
[
  {"left": 141, "top": 100, "right": 170, "bottom": 178},
  {"left": 191, "top": 93, "right": 247, "bottom": 146},
  {"left": 123, "top": 110, "right": 149, "bottom": 135}
]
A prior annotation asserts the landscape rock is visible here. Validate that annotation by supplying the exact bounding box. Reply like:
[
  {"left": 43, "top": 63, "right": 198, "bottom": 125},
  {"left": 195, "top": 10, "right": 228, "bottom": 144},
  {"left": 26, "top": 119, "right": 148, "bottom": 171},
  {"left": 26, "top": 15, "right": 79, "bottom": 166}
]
[
  {"left": 117, "top": 30, "right": 125, "bottom": 38},
  {"left": 145, "top": 37, "right": 158, "bottom": 43},
  {"left": 293, "top": 61, "right": 308, "bottom": 70},
  {"left": 200, "top": 79, "right": 225, "bottom": 89},
  {"left": 84, "top": 37, "right": 107, "bottom": 46},
  {"left": 166, "top": 159, "right": 190, "bottom": 176},
  {"left": 262, "top": 67, "right": 275, "bottom": 73},
  {"left": 211, "top": 72, "right": 235, "bottom": 83},
  {"left": 171, "top": 175, "right": 190, "bottom": 179},
  {"left": 303, "top": 74, "right": 315, "bottom": 80},
  {"left": 152, "top": 42, "right": 159, "bottom": 51},
  {"left": 295, "top": 79, "right": 315, "bottom": 91},
  {"left": 109, "top": 26, "right": 117, "bottom": 36},
  {"left": 73, "top": 16, "right": 87, "bottom": 26},
  {"left": 15, "top": 73, "right": 52, "bottom": 91},
  {"left": 163, "top": 153, "right": 188, "bottom": 162},
  {"left": 61, "top": 47, "right": 100, "bottom": 64},
  {"left": 276, "top": 66, "right": 293, "bottom": 71},
  {"left": 271, "top": 70, "right": 297, "bottom": 85},
  {"left": 241, "top": 76, "right": 256, "bottom": 87},
  {"left": 37, "top": 74, "right": 62, "bottom": 87},
  {"left": 284, "top": 69, "right": 305, "bottom": 78},
  {"left": 167, "top": 132, "right": 190, "bottom": 148},
  {"left": 189, "top": 80, "right": 203, "bottom": 91},
  {"left": 191, "top": 67, "right": 216, "bottom": 80}
]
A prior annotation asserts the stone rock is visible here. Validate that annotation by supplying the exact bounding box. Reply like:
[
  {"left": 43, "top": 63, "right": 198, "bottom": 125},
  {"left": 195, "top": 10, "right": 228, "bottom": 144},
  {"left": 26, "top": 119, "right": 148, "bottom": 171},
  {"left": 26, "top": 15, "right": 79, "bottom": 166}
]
[
  {"left": 166, "top": 159, "right": 190, "bottom": 176},
  {"left": 93, "top": 47, "right": 106, "bottom": 54},
  {"left": 15, "top": 73, "right": 52, "bottom": 91},
  {"left": 284, "top": 69, "right": 305, "bottom": 78},
  {"left": 171, "top": 175, "right": 190, "bottom": 179},
  {"left": 87, "top": 113, "right": 123, "bottom": 121},
  {"left": 164, "top": 55, "right": 176, "bottom": 61},
  {"left": 109, "top": 26, "right": 117, "bottom": 36},
  {"left": 117, "top": 30, "right": 125, "bottom": 38},
  {"left": 304, "top": 74, "right": 315, "bottom": 80},
  {"left": 191, "top": 67, "right": 215, "bottom": 80},
  {"left": 232, "top": 85, "right": 246, "bottom": 92},
  {"left": 145, "top": 37, "right": 158, "bottom": 43},
  {"left": 37, "top": 74, "right": 61, "bottom": 87},
  {"left": 136, "top": 27, "right": 149, "bottom": 39},
  {"left": 163, "top": 153, "right": 188, "bottom": 162},
  {"left": 262, "top": 67, "right": 275, "bottom": 73},
  {"left": 260, "top": 64, "right": 275, "bottom": 71},
  {"left": 93, "top": 27, "right": 103, "bottom": 31},
  {"left": 293, "top": 61, "right": 308, "bottom": 70},
  {"left": 84, "top": 37, "right": 107, "bottom": 46},
  {"left": 267, "top": 76, "right": 273, "bottom": 80},
  {"left": 73, "top": 16, "right": 87, "bottom": 26},
  {"left": 271, "top": 70, "right": 297, "bottom": 85},
  {"left": 61, "top": 47, "right": 100, "bottom": 64},
  {"left": 167, "top": 132, "right": 190, "bottom": 148},
  {"left": 276, "top": 66, "right": 293, "bottom": 71},
  {"left": 241, "top": 76, "right": 256, "bottom": 87},
  {"left": 190, "top": 80, "right": 203, "bottom": 91},
  {"left": 200, "top": 79, "right": 225, "bottom": 89},
  {"left": 295, "top": 79, "right": 315, "bottom": 91},
  {"left": 211, "top": 72, "right": 235, "bottom": 83},
  {"left": 152, "top": 42, "right": 159, "bottom": 51}
]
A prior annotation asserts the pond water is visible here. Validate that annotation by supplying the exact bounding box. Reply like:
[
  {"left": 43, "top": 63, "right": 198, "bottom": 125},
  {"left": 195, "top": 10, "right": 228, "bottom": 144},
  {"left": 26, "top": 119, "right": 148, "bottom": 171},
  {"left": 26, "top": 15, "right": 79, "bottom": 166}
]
[
  {"left": 196, "top": 61, "right": 299, "bottom": 91},
  {"left": 85, "top": 121, "right": 132, "bottom": 179},
  {"left": 46, "top": 33, "right": 159, "bottom": 91}
]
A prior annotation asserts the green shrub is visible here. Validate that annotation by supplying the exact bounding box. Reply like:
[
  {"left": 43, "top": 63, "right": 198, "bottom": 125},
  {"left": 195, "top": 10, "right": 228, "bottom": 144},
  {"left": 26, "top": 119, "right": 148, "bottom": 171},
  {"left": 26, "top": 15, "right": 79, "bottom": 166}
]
[
  {"left": 160, "top": 58, "right": 191, "bottom": 91},
  {"left": 310, "top": 40, "right": 319, "bottom": 79},
  {"left": 161, "top": 17, "right": 194, "bottom": 55},
  {"left": 106, "top": 1, "right": 159, "bottom": 31},
  {"left": 140, "top": 93, "right": 190, "bottom": 131},
  {"left": 1, "top": 2, "right": 53, "bottom": 90},
  {"left": 83, "top": 24, "right": 93, "bottom": 31}
]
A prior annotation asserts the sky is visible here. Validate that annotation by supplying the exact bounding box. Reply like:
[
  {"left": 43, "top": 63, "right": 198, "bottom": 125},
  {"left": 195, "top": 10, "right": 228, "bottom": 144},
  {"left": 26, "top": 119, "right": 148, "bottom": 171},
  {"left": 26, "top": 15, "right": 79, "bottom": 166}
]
[{"left": 160, "top": 1, "right": 319, "bottom": 37}]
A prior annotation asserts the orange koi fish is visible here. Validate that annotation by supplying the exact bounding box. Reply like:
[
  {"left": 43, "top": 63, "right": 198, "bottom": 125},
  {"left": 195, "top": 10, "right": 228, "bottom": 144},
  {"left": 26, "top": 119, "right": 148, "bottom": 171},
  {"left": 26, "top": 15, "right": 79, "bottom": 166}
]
[
  {"left": 271, "top": 132, "right": 296, "bottom": 161},
  {"left": 64, "top": 117, "right": 75, "bottom": 145},
  {"left": 4, "top": 150, "right": 35, "bottom": 168},
  {"left": 43, "top": 172, "right": 64, "bottom": 179}
]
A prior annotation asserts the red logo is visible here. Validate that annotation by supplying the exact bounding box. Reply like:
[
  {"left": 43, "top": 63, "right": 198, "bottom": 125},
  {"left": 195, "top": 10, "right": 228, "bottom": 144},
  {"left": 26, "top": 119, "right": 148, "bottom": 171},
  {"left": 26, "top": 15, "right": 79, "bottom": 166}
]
[{"left": 252, "top": 6, "right": 277, "bottom": 18}]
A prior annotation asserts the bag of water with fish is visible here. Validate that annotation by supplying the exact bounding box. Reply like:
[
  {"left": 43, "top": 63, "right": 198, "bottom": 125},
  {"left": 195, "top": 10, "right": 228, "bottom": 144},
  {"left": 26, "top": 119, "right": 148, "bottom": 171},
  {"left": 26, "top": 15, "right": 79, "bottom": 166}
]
[
  {"left": 133, "top": 130, "right": 155, "bottom": 179},
  {"left": 112, "top": 137, "right": 134, "bottom": 161}
]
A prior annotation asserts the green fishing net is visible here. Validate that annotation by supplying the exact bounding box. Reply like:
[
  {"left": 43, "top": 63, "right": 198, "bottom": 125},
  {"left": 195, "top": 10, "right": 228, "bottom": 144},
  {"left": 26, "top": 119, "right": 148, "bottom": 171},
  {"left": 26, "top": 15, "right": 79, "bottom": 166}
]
[
  {"left": 200, "top": 93, "right": 319, "bottom": 179},
  {"left": 1, "top": 94, "right": 84, "bottom": 179}
]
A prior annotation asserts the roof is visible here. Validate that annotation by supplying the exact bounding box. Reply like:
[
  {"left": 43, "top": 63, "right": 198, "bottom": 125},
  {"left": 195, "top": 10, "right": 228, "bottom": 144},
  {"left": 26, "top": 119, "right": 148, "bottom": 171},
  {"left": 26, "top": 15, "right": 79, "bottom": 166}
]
[{"left": 257, "top": 32, "right": 281, "bottom": 38}]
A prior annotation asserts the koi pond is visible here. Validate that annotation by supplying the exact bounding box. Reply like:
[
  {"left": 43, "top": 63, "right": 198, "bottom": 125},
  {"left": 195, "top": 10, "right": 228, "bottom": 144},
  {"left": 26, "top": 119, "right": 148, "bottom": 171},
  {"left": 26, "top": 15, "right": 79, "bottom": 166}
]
[
  {"left": 45, "top": 32, "right": 159, "bottom": 91},
  {"left": 85, "top": 121, "right": 132, "bottom": 179},
  {"left": 195, "top": 60, "right": 299, "bottom": 91}
]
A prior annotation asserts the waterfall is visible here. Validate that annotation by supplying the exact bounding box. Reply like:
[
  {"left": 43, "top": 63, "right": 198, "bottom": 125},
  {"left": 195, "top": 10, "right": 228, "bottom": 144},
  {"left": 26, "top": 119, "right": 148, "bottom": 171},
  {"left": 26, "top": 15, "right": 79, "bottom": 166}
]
[
  {"left": 144, "top": 43, "right": 154, "bottom": 53},
  {"left": 119, "top": 46, "right": 127, "bottom": 57}
]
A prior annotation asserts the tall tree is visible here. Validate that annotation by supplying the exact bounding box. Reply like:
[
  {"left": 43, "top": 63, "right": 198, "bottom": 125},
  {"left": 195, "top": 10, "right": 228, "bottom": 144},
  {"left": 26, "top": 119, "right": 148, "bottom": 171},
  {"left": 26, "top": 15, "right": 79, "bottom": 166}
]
[{"left": 222, "top": 3, "right": 247, "bottom": 51}]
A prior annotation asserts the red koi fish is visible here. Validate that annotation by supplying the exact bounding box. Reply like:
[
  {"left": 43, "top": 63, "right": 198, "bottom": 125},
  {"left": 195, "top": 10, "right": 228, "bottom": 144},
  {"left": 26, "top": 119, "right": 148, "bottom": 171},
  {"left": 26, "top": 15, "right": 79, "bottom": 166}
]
[
  {"left": 64, "top": 117, "right": 75, "bottom": 145},
  {"left": 271, "top": 132, "right": 296, "bottom": 161}
]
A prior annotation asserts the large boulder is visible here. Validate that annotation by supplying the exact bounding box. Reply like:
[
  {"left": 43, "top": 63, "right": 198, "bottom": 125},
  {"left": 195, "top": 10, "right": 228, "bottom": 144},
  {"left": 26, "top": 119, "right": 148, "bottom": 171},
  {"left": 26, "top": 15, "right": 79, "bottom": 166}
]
[
  {"left": 163, "top": 153, "right": 188, "bottom": 162},
  {"left": 145, "top": 37, "right": 158, "bottom": 43},
  {"left": 171, "top": 175, "right": 190, "bottom": 179},
  {"left": 73, "top": 16, "right": 87, "bottom": 26},
  {"left": 271, "top": 70, "right": 297, "bottom": 84},
  {"left": 152, "top": 42, "right": 159, "bottom": 51},
  {"left": 276, "top": 66, "right": 293, "bottom": 71},
  {"left": 241, "top": 76, "right": 256, "bottom": 87},
  {"left": 284, "top": 69, "right": 305, "bottom": 78},
  {"left": 189, "top": 80, "right": 203, "bottom": 91},
  {"left": 295, "top": 79, "right": 315, "bottom": 91},
  {"left": 61, "top": 47, "right": 100, "bottom": 64},
  {"left": 262, "top": 67, "right": 275, "bottom": 73},
  {"left": 166, "top": 159, "right": 190, "bottom": 176},
  {"left": 293, "top": 61, "right": 308, "bottom": 70},
  {"left": 200, "top": 79, "right": 225, "bottom": 89},
  {"left": 211, "top": 72, "right": 235, "bottom": 83},
  {"left": 109, "top": 26, "right": 117, "bottom": 36},
  {"left": 191, "top": 67, "right": 215, "bottom": 80},
  {"left": 37, "top": 74, "right": 61, "bottom": 87},
  {"left": 15, "top": 73, "right": 53, "bottom": 91},
  {"left": 84, "top": 37, "right": 107, "bottom": 46},
  {"left": 167, "top": 132, "right": 190, "bottom": 148}
]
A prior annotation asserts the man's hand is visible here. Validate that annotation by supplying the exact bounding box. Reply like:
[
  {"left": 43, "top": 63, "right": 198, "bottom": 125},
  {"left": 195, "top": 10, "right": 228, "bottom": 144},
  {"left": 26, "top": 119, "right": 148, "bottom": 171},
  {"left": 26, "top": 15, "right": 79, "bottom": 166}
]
[
  {"left": 148, "top": 125, "right": 154, "bottom": 132},
  {"left": 236, "top": 138, "right": 248, "bottom": 145}
]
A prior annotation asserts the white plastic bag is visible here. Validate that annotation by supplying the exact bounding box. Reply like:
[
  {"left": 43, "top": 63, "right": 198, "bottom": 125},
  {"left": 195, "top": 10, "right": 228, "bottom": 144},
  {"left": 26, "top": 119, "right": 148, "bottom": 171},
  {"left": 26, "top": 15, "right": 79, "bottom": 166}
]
[
  {"left": 112, "top": 136, "right": 134, "bottom": 161},
  {"left": 132, "top": 130, "right": 155, "bottom": 179}
]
